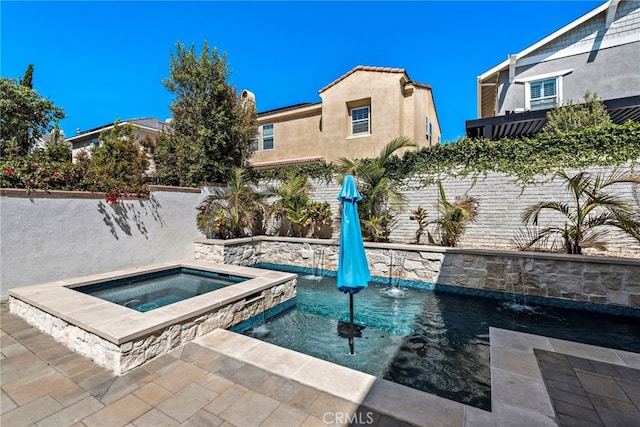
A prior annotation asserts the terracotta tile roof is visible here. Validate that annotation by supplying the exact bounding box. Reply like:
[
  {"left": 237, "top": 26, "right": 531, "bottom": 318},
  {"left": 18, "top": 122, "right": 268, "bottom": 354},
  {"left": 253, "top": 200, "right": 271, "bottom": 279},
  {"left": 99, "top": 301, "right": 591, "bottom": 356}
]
[
  {"left": 258, "top": 102, "right": 321, "bottom": 117},
  {"left": 409, "top": 81, "right": 432, "bottom": 90},
  {"left": 319, "top": 65, "right": 431, "bottom": 93},
  {"left": 255, "top": 67, "right": 432, "bottom": 118}
]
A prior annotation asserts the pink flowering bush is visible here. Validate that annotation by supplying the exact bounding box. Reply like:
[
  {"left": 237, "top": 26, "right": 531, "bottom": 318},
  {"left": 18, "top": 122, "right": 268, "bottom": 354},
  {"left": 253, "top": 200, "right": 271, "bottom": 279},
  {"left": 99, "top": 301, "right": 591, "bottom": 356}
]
[{"left": 1, "top": 152, "right": 149, "bottom": 201}]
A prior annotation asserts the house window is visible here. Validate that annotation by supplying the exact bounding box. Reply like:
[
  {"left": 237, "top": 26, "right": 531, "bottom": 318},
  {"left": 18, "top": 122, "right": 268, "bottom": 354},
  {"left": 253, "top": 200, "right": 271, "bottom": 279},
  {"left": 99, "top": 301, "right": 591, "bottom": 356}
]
[
  {"left": 251, "top": 136, "right": 259, "bottom": 152},
  {"left": 517, "top": 68, "right": 571, "bottom": 112},
  {"left": 351, "top": 106, "right": 370, "bottom": 135},
  {"left": 262, "top": 124, "right": 274, "bottom": 150},
  {"left": 529, "top": 78, "right": 557, "bottom": 110}
]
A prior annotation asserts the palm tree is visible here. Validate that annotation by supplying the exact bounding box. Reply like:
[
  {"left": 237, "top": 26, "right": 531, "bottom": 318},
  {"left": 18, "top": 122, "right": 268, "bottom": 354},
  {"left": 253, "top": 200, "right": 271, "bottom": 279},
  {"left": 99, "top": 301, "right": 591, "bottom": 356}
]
[
  {"left": 431, "top": 182, "right": 479, "bottom": 247},
  {"left": 522, "top": 169, "right": 640, "bottom": 254},
  {"left": 196, "top": 167, "right": 265, "bottom": 239},
  {"left": 264, "top": 171, "right": 314, "bottom": 237},
  {"left": 335, "top": 136, "right": 418, "bottom": 241}
]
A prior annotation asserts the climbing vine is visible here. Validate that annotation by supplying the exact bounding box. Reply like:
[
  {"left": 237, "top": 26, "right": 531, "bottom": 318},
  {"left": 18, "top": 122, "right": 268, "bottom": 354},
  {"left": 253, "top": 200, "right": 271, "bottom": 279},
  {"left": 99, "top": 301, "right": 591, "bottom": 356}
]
[
  {"left": 248, "top": 162, "right": 336, "bottom": 183},
  {"left": 386, "top": 121, "right": 640, "bottom": 187}
]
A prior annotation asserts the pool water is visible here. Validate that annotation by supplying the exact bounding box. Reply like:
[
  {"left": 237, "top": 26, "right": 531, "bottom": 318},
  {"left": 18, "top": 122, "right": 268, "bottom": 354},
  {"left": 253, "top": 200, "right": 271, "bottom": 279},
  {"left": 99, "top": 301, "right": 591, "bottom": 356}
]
[
  {"left": 74, "top": 267, "right": 248, "bottom": 312},
  {"left": 240, "top": 267, "right": 640, "bottom": 410}
]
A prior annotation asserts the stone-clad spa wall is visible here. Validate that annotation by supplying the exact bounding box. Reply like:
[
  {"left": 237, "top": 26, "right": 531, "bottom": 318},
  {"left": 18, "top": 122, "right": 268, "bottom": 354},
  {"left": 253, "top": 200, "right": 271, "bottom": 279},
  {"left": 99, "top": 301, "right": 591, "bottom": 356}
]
[
  {"left": 9, "top": 276, "right": 296, "bottom": 374},
  {"left": 195, "top": 237, "right": 640, "bottom": 311}
]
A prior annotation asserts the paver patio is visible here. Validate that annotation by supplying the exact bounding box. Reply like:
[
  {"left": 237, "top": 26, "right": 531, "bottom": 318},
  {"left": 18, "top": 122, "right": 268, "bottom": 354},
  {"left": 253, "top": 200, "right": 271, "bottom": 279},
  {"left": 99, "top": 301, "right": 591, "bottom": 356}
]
[{"left": 2, "top": 302, "right": 640, "bottom": 426}]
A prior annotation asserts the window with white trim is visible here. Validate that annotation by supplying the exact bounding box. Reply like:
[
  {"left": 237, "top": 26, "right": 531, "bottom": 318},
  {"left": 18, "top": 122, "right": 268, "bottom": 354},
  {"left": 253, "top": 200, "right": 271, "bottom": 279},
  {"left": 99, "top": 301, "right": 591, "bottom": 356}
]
[
  {"left": 262, "top": 124, "right": 274, "bottom": 150},
  {"left": 529, "top": 78, "right": 558, "bottom": 110},
  {"left": 351, "top": 106, "right": 370, "bottom": 135},
  {"left": 251, "top": 136, "right": 259, "bottom": 152},
  {"left": 517, "top": 69, "right": 571, "bottom": 112}
]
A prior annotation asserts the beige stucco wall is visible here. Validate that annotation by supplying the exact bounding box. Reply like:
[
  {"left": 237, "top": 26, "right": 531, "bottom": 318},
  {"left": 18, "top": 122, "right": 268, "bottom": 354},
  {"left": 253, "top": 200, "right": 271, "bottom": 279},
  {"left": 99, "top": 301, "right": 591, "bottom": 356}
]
[
  {"left": 404, "top": 84, "right": 441, "bottom": 148},
  {"left": 252, "top": 107, "right": 322, "bottom": 165},
  {"left": 250, "top": 68, "right": 441, "bottom": 166}
]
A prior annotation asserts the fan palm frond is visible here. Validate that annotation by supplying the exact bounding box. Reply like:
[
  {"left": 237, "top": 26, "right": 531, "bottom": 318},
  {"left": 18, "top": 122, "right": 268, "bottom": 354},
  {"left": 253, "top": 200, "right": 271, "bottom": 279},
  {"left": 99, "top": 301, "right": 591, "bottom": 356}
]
[
  {"left": 338, "top": 137, "right": 417, "bottom": 241},
  {"left": 519, "top": 169, "right": 640, "bottom": 253}
]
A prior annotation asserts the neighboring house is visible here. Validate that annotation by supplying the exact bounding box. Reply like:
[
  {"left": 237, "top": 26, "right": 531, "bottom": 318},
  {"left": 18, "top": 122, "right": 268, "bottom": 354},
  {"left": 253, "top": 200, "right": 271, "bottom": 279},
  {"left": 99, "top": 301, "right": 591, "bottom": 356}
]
[
  {"left": 249, "top": 66, "right": 441, "bottom": 169},
  {"left": 66, "top": 118, "right": 167, "bottom": 162},
  {"left": 34, "top": 129, "right": 66, "bottom": 150},
  {"left": 466, "top": 0, "right": 640, "bottom": 140}
]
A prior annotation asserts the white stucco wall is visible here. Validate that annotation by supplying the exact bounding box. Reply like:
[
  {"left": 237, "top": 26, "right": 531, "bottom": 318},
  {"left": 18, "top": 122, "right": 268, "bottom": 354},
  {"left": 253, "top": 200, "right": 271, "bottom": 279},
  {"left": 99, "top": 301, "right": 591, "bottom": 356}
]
[{"left": 0, "top": 188, "right": 206, "bottom": 299}]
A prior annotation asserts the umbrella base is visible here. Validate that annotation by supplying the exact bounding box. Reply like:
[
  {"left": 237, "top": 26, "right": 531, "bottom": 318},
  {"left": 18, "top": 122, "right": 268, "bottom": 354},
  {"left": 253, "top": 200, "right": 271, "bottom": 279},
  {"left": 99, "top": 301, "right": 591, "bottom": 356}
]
[{"left": 337, "top": 321, "right": 365, "bottom": 338}]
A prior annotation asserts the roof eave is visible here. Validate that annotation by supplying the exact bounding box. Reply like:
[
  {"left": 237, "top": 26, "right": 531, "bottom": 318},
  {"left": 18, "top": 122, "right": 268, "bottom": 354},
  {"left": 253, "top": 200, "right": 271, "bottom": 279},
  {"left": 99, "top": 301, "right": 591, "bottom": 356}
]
[
  {"left": 65, "top": 121, "right": 163, "bottom": 142},
  {"left": 477, "top": 1, "right": 610, "bottom": 82},
  {"left": 319, "top": 65, "right": 409, "bottom": 94},
  {"left": 258, "top": 103, "right": 322, "bottom": 121}
]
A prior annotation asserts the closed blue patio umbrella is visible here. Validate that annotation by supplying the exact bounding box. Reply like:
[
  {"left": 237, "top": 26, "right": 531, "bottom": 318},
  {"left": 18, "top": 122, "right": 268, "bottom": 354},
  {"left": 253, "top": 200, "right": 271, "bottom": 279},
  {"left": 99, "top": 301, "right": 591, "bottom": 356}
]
[{"left": 337, "top": 175, "right": 371, "bottom": 354}]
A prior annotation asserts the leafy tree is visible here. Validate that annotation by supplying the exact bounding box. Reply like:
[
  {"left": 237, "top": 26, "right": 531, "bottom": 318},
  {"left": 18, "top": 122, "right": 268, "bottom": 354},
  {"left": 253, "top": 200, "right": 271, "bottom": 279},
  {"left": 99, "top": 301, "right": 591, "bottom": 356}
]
[
  {"left": 522, "top": 169, "right": 640, "bottom": 254},
  {"left": 543, "top": 91, "right": 611, "bottom": 133},
  {"left": 159, "top": 41, "right": 257, "bottom": 186},
  {"left": 91, "top": 120, "right": 149, "bottom": 188},
  {"left": 20, "top": 64, "right": 34, "bottom": 89},
  {"left": 0, "top": 77, "right": 65, "bottom": 157},
  {"left": 42, "top": 125, "right": 71, "bottom": 163},
  {"left": 148, "top": 132, "right": 180, "bottom": 186},
  {"left": 336, "top": 136, "right": 418, "bottom": 241},
  {"left": 196, "top": 167, "right": 265, "bottom": 239}
]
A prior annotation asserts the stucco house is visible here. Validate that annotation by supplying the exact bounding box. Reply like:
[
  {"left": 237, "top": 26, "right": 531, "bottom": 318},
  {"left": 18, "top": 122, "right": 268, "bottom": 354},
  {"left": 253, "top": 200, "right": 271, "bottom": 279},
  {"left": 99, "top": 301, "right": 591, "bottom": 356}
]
[
  {"left": 66, "top": 118, "right": 167, "bottom": 162},
  {"left": 249, "top": 66, "right": 441, "bottom": 169},
  {"left": 466, "top": 0, "right": 640, "bottom": 140}
]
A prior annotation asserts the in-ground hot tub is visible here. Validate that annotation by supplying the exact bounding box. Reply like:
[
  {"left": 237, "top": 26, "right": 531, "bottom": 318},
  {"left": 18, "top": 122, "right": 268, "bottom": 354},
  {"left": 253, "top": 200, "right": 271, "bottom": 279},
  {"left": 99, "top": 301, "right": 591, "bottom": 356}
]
[
  {"left": 74, "top": 267, "right": 250, "bottom": 312},
  {"left": 8, "top": 260, "right": 296, "bottom": 374}
]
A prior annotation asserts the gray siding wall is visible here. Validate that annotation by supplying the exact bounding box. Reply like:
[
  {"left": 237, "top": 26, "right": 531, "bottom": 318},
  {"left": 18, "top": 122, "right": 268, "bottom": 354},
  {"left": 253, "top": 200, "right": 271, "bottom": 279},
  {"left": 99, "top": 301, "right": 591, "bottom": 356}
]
[
  {"left": 498, "top": 42, "right": 640, "bottom": 114},
  {"left": 531, "top": 1, "right": 640, "bottom": 57},
  {"left": 497, "top": 1, "right": 640, "bottom": 114}
]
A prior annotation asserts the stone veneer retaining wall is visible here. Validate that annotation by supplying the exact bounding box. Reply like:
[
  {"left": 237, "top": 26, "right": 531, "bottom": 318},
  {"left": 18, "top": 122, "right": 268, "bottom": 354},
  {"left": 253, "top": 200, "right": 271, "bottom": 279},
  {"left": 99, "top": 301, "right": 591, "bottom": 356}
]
[
  {"left": 8, "top": 278, "right": 296, "bottom": 374},
  {"left": 195, "top": 237, "right": 640, "bottom": 311}
]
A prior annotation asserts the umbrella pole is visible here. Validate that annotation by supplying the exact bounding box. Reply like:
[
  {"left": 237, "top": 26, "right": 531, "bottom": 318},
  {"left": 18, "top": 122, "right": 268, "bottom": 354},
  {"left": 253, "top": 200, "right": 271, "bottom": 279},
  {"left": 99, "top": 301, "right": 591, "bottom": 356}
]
[{"left": 349, "top": 293, "right": 355, "bottom": 355}]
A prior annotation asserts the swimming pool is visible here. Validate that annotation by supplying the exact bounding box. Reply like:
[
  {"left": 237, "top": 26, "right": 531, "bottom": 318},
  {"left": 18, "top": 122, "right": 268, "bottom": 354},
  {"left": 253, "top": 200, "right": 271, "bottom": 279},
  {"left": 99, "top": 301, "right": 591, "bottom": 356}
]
[
  {"left": 74, "top": 267, "right": 248, "bottom": 312},
  {"left": 239, "top": 264, "right": 640, "bottom": 410}
]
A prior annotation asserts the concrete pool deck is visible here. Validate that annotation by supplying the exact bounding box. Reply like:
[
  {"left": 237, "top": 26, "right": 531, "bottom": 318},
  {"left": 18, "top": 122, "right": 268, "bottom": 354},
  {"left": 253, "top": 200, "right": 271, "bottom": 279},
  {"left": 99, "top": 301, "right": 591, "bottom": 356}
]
[{"left": 2, "top": 302, "right": 640, "bottom": 426}]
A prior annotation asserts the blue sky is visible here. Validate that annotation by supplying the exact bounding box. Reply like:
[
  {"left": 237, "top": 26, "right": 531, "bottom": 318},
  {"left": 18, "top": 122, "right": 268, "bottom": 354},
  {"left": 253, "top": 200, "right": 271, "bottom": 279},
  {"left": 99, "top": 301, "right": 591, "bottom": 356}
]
[{"left": 2, "top": 1, "right": 601, "bottom": 142}]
